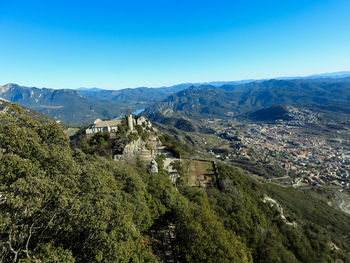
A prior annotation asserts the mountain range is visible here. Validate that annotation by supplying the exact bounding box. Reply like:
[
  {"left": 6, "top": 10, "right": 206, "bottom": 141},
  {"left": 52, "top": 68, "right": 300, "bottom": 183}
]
[
  {"left": 0, "top": 83, "right": 190, "bottom": 125},
  {"left": 144, "top": 78, "right": 350, "bottom": 122},
  {"left": 1, "top": 71, "right": 350, "bottom": 125}
]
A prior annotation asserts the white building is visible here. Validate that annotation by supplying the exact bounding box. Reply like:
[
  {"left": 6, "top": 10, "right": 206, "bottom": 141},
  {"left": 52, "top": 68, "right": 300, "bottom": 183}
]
[
  {"left": 85, "top": 119, "right": 122, "bottom": 134},
  {"left": 85, "top": 114, "right": 151, "bottom": 135}
]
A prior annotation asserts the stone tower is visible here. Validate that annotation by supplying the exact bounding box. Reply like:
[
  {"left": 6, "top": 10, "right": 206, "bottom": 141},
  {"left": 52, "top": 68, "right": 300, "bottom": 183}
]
[{"left": 127, "top": 114, "right": 134, "bottom": 131}]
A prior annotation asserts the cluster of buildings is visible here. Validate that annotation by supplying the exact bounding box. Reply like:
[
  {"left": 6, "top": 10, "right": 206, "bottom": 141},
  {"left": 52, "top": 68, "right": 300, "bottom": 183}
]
[
  {"left": 238, "top": 123, "right": 350, "bottom": 187},
  {"left": 85, "top": 114, "right": 151, "bottom": 135},
  {"left": 204, "top": 118, "right": 350, "bottom": 188}
]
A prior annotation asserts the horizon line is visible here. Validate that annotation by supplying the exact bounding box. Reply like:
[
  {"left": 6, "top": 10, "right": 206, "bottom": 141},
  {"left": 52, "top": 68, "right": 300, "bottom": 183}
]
[{"left": 1, "top": 70, "right": 350, "bottom": 91}]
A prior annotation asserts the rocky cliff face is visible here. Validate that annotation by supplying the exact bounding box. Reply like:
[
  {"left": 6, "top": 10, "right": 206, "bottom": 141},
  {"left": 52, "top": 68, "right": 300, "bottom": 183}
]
[
  {"left": 115, "top": 136, "right": 161, "bottom": 163},
  {"left": 117, "top": 138, "right": 147, "bottom": 160}
]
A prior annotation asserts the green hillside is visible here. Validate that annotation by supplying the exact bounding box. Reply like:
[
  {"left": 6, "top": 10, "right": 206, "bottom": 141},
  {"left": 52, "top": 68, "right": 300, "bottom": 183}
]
[
  {"left": 0, "top": 98, "right": 59, "bottom": 124},
  {"left": 1, "top": 105, "right": 349, "bottom": 262}
]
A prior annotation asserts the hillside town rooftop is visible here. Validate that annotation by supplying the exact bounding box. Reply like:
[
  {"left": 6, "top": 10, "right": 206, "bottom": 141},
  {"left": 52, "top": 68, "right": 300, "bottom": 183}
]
[
  {"left": 94, "top": 119, "right": 121, "bottom": 128},
  {"left": 86, "top": 118, "right": 122, "bottom": 134}
]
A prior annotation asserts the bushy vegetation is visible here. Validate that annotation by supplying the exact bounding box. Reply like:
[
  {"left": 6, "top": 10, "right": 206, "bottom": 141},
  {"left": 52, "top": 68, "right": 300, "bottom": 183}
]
[
  {"left": 0, "top": 106, "right": 249, "bottom": 262},
  {"left": 0, "top": 106, "right": 157, "bottom": 262},
  {"left": 135, "top": 124, "right": 150, "bottom": 141},
  {"left": 1, "top": 106, "right": 349, "bottom": 262},
  {"left": 207, "top": 164, "right": 350, "bottom": 262},
  {"left": 72, "top": 121, "right": 152, "bottom": 158},
  {"left": 158, "top": 134, "right": 193, "bottom": 157}
]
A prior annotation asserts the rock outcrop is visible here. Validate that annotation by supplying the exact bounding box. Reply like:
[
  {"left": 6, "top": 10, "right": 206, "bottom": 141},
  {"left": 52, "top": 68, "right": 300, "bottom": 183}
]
[
  {"left": 115, "top": 138, "right": 148, "bottom": 161},
  {"left": 150, "top": 158, "right": 159, "bottom": 173}
]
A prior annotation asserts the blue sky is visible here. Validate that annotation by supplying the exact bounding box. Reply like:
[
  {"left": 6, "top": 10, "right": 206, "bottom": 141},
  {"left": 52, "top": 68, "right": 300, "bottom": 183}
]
[{"left": 0, "top": 0, "right": 349, "bottom": 89}]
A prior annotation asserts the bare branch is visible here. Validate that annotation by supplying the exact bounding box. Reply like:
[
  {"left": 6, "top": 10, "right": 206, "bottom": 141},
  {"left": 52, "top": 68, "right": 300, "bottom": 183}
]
[{"left": 23, "top": 222, "right": 35, "bottom": 258}]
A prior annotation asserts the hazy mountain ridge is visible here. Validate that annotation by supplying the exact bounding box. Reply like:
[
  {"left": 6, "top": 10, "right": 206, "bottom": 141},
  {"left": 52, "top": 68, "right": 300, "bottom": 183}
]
[
  {"left": 0, "top": 83, "right": 190, "bottom": 125},
  {"left": 0, "top": 83, "right": 128, "bottom": 125},
  {"left": 2, "top": 72, "right": 350, "bottom": 125},
  {"left": 144, "top": 78, "right": 350, "bottom": 121},
  {"left": 76, "top": 85, "right": 190, "bottom": 105}
]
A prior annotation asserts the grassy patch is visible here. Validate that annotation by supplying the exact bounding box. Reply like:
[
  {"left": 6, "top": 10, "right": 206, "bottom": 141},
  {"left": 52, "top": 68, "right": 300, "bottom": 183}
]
[{"left": 182, "top": 159, "right": 216, "bottom": 188}]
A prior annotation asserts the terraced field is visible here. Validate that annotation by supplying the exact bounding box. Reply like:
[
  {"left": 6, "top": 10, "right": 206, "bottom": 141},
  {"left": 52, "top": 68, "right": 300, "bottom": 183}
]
[{"left": 182, "top": 159, "right": 216, "bottom": 188}]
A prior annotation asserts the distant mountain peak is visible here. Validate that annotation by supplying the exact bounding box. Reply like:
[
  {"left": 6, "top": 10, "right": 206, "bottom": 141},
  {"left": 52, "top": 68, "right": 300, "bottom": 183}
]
[
  {"left": 77, "top": 87, "right": 104, "bottom": 92},
  {"left": 308, "top": 71, "right": 350, "bottom": 78}
]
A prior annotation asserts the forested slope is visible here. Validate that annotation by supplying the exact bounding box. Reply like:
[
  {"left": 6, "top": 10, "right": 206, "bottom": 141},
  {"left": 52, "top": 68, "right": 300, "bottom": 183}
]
[
  {"left": 0, "top": 106, "right": 249, "bottom": 262},
  {"left": 1, "top": 105, "right": 349, "bottom": 262}
]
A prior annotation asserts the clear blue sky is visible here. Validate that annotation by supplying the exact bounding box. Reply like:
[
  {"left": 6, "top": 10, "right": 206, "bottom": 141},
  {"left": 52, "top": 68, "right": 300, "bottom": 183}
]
[{"left": 0, "top": 0, "right": 349, "bottom": 90}]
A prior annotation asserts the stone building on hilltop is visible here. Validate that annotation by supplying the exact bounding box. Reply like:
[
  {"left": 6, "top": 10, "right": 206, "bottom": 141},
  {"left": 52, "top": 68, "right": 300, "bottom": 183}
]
[
  {"left": 85, "top": 118, "right": 122, "bottom": 134},
  {"left": 85, "top": 114, "right": 148, "bottom": 135}
]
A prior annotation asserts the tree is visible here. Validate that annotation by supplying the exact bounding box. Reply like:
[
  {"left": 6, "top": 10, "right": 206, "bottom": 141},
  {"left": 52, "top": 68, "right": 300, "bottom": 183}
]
[
  {"left": 170, "top": 160, "right": 186, "bottom": 177},
  {"left": 0, "top": 106, "right": 157, "bottom": 262}
]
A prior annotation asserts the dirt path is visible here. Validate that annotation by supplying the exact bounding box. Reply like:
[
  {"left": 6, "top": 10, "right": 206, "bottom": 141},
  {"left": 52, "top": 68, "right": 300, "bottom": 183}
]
[{"left": 334, "top": 190, "right": 350, "bottom": 215}]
